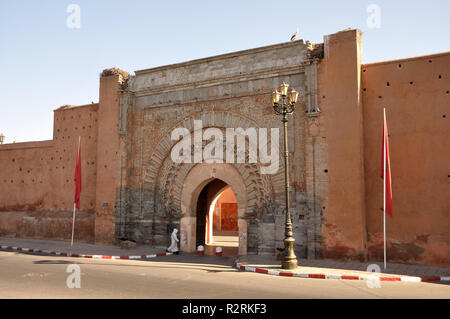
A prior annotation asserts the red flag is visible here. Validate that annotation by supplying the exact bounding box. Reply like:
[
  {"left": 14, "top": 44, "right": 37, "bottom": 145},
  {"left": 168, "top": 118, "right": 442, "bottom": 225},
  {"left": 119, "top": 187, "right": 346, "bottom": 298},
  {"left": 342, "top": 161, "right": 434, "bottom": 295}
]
[
  {"left": 381, "top": 111, "right": 392, "bottom": 217},
  {"left": 74, "top": 138, "right": 82, "bottom": 209}
]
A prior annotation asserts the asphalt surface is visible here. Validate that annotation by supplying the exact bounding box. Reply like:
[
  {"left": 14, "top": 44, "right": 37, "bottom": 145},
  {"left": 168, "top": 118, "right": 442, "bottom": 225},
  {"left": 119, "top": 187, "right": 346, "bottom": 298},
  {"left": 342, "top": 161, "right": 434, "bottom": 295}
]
[{"left": 0, "top": 251, "right": 449, "bottom": 299}]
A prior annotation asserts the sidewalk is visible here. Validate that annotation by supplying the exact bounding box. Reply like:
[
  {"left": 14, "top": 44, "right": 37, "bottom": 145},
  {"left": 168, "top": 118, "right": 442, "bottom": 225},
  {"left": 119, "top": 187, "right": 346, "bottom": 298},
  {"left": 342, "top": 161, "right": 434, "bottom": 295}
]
[
  {"left": 0, "top": 237, "right": 170, "bottom": 259},
  {"left": 1, "top": 237, "right": 449, "bottom": 282},
  {"left": 236, "top": 255, "right": 450, "bottom": 282}
]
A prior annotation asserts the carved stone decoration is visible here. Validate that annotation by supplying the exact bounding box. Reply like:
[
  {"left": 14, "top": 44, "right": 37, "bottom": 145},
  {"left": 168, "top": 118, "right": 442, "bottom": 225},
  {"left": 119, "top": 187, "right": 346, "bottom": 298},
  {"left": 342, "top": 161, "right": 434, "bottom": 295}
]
[
  {"left": 116, "top": 39, "right": 315, "bottom": 255},
  {"left": 139, "top": 112, "right": 286, "bottom": 247}
]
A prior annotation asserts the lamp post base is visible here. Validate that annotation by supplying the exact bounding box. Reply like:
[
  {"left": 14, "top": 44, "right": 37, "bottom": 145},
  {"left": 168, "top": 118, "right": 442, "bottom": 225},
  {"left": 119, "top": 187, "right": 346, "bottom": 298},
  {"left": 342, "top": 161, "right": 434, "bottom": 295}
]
[
  {"left": 281, "top": 258, "right": 298, "bottom": 270},
  {"left": 281, "top": 237, "right": 298, "bottom": 269}
]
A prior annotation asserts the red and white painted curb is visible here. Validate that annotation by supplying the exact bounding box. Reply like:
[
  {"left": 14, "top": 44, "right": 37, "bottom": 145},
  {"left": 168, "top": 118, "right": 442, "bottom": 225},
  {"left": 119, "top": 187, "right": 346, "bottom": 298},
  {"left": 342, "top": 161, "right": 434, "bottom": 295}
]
[
  {"left": 0, "top": 244, "right": 172, "bottom": 260},
  {"left": 235, "top": 262, "right": 450, "bottom": 283}
]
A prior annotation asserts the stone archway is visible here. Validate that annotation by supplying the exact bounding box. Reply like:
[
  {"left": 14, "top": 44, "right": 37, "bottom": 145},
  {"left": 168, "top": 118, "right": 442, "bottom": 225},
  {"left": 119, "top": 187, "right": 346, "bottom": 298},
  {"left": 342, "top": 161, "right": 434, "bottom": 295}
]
[
  {"left": 179, "top": 163, "right": 248, "bottom": 255},
  {"left": 130, "top": 111, "right": 292, "bottom": 256},
  {"left": 144, "top": 111, "right": 282, "bottom": 217}
]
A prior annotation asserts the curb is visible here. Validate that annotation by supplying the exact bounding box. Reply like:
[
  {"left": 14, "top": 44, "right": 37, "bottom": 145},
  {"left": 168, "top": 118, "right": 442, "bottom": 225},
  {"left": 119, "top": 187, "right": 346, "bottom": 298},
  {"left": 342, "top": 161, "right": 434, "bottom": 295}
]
[
  {"left": 0, "top": 244, "right": 172, "bottom": 260},
  {"left": 234, "top": 262, "right": 450, "bottom": 283}
]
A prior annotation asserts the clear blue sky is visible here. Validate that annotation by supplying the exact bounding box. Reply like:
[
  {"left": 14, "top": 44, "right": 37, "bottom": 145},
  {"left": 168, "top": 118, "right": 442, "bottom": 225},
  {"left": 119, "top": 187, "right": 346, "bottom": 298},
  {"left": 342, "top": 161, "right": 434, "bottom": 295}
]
[{"left": 1, "top": 0, "right": 449, "bottom": 143}]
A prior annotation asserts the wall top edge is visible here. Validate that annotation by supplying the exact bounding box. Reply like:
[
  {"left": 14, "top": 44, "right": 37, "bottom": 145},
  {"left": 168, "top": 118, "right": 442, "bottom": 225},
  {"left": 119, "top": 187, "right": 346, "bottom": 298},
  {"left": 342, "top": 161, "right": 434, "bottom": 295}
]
[
  {"left": 53, "top": 103, "right": 99, "bottom": 112},
  {"left": 362, "top": 51, "right": 450, "bottom": 69},
  {"left": 0, "top": 140, "right": 54, "bottom": 151},
  {"left": 134, "top": 40, "right": 307, "bottom": 76}
]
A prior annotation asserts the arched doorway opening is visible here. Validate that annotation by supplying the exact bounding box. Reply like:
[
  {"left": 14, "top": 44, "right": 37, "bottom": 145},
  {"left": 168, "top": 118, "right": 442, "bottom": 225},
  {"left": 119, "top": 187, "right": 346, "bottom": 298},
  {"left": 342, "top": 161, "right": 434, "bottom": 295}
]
[
  {"left": 195, "top": 178, "right": 239, "bottom": 256},
  {"left": 179, "top": 163, "right": 247, "bottom": 256}
]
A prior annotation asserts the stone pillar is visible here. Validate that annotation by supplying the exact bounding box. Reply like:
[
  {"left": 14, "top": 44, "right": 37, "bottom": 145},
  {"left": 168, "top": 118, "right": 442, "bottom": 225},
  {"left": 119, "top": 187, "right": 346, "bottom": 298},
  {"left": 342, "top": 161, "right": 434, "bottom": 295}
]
[
  {"left": 238, "top": 218, "right": 247, "bottom": 256},
  {"left": 180, "top": 216, "right": 196, "bottom": 253},
  {"left": 318, "top": 29, "right": 368, "bottom": 260},
  {"left": 94, "top": 69, "right": 129, "bottom": 244}
]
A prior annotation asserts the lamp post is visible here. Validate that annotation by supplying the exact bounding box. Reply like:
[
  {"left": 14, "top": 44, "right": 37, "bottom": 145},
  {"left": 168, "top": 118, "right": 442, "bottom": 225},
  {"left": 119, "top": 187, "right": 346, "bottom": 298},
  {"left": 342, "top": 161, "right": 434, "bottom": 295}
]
[
  {"left": 272, "top": 82, "right": 299, "bottom": 269},
  {"left": 0, "top": 133, "right": 4, "bottom": 144}
]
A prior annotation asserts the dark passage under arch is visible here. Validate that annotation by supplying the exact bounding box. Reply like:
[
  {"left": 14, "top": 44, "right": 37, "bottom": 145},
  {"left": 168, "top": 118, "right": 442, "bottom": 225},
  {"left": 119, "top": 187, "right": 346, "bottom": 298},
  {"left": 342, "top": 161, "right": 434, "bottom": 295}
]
[{"left": 195, "top": 178, "right": 238, "bottom": 255}]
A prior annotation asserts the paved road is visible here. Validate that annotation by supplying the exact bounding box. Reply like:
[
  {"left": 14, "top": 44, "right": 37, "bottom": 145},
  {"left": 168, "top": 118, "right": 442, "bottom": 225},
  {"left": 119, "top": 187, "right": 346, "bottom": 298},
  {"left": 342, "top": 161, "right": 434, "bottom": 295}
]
[{"left": 0, "top": 251, "right": 449, "bottom": 299}]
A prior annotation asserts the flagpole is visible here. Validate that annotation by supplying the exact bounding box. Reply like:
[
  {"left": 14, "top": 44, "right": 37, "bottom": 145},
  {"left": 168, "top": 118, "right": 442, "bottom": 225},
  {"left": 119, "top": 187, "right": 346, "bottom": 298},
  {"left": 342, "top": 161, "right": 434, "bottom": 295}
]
[
  {"left": 383, "top": 108, "right": 387, "bottom": 270},
  {"left": 71, "top": 203, "right": 76, "bottom": 247},
  {"left": 71, "top": 136, "right": 81, "bottom": 248}
]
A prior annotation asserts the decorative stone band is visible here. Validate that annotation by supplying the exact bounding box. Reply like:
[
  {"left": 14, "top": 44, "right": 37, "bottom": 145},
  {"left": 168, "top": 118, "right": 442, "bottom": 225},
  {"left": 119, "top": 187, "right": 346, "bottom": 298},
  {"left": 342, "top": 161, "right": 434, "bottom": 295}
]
[
  {"left": 0, "top": 245, "right": 172, "bottom": 260},
  {"left": 234, "top": 262, "right": 450, "bottom": 283}
]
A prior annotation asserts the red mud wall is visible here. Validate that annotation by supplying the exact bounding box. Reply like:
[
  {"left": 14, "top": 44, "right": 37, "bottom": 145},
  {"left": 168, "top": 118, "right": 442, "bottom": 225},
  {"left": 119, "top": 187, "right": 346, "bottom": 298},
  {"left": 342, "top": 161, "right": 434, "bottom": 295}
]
[
  {"left": 0, "top": 74, "right": 123, "bottom": 244},
  {"left": 362, "top": 53, "right": 450, "bottom": 266},
  {"left": 0, "top": 104, "right": 99, "bottom": 242},
  {"left": 317, "top": 29, "right": 368, "bottom": 261},
  {"left": 212, "top": 187, "right": 238, "bottom": 231}
]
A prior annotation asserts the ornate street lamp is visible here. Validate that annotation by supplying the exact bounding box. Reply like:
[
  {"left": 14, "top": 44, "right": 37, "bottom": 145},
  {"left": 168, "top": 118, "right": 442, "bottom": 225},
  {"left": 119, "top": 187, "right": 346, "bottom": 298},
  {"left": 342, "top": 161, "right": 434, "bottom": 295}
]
[
  {"left": 272, "top": 82, "right": 299, "bottom": 269},
  {"left": 0, "top": 133, "right": 4, "bottom": 144}
]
